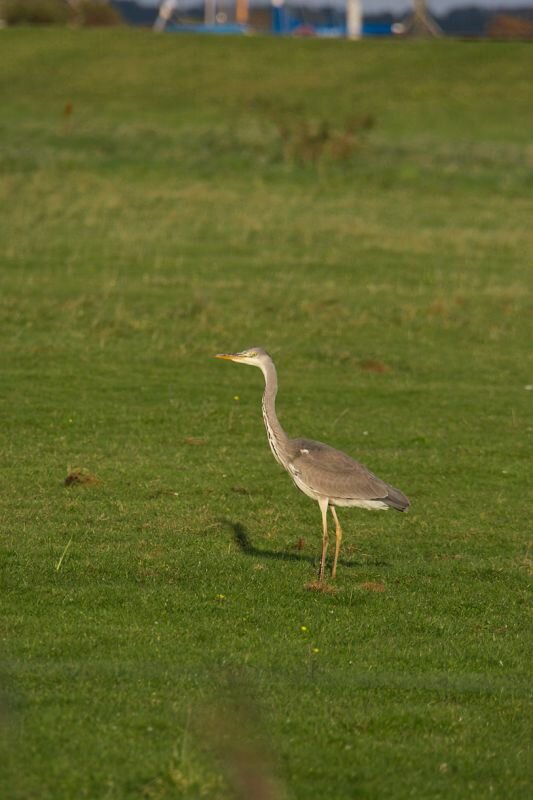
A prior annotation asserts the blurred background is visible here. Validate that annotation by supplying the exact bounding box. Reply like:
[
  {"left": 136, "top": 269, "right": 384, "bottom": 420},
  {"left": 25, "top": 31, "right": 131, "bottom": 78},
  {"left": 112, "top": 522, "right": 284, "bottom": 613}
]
[
  {"left": 1, "top": 4, "right": 532, "bottom": 799},
  {"left": 2, "top": 0, "right": 533, "bottom": 38}
]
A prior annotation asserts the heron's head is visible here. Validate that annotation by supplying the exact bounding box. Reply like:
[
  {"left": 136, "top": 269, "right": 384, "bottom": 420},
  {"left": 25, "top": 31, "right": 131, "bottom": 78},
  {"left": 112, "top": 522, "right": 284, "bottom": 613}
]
[{"left": 215, "top": 347, "right": 270, "bottom": 368}]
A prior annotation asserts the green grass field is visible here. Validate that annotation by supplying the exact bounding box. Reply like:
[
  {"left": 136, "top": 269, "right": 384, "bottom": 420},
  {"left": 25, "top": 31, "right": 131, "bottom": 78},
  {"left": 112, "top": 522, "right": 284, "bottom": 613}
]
[{"left": 1, "top": 28, "right": 532, "bottom": 799}]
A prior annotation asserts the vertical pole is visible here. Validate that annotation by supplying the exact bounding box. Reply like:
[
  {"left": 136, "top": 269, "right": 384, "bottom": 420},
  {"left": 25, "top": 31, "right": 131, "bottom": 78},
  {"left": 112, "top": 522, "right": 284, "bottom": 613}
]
[
  {"left": 271, "top": 0, "right": 285, "bottom": 35},
  {"left": 205, "top": 0, "right": 216, "bottom": 25},
  {"left": 153, "top": 0, "right": 176, "bottom": 31},
  {"left": 346, "top": 0, "right": 362, "bottom": 40},
  {"left": 236, "top": 0, "right": 249, "bottom": 24}
]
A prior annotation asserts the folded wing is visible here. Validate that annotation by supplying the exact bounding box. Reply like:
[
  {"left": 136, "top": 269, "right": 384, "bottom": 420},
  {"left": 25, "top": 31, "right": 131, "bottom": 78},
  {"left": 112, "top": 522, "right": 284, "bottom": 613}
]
[{"left": 289, "top": 438, "right": 409, "bottom": 511}]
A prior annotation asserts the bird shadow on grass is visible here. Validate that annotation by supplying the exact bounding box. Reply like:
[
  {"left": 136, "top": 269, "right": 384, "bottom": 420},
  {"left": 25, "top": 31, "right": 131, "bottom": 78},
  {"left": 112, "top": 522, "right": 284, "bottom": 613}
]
[
  {"left": 221, "top": 518, "right": 388, "bottom": 570},
  {"left": 223, "top": 518, "right": 315, "bottom": 566}
]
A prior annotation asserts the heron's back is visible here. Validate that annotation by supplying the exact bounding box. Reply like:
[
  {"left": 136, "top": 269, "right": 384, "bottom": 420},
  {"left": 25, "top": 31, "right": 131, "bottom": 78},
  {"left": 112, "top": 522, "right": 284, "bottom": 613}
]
[{"left": 286, "top": 438, "right": 409, "bottom": 511}]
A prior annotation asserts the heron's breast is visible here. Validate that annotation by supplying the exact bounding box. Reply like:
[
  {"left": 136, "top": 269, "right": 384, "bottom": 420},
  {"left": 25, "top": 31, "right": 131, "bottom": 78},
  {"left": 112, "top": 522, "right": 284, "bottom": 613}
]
[{"left": 289, "top": 469, "right": 322, "bottom": 501}]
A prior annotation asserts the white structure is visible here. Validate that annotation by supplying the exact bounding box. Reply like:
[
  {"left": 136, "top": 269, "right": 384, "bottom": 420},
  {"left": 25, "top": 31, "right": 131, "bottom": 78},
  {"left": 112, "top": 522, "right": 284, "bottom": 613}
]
[
  {"left": 153, "top": 0, "right": 176, "bottom": 31},
  {"left": 346, "top": 0, "right": 362, "bottom": 39},
  {"left": 204, "top": 0, "right": 216, "bottom": 24}
]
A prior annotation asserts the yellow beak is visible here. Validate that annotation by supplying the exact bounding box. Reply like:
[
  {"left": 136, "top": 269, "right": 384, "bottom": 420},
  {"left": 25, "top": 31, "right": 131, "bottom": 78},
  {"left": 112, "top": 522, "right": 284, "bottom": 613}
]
[{"left": 216, "top": 353, "right": 243, "bottom": 361}]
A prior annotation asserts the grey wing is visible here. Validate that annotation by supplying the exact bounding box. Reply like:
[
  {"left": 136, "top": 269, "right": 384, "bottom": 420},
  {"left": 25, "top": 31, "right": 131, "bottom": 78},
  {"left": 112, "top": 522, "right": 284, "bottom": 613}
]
[{"left": 289, "top": 438, "right": 409, "bottom": 509}]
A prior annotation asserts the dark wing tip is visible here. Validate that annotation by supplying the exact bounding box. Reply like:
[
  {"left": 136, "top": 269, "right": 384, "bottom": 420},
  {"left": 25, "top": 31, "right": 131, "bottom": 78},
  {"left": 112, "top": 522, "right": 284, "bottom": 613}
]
[{"left": 383, "top": 487, "right": 410, "bottom": 512}]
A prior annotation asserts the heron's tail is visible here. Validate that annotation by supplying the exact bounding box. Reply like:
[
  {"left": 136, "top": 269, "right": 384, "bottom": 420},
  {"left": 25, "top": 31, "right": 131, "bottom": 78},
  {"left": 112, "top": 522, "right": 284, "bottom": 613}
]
[{"left": 383, "top": 486, "right": 410, "bottom": 512}]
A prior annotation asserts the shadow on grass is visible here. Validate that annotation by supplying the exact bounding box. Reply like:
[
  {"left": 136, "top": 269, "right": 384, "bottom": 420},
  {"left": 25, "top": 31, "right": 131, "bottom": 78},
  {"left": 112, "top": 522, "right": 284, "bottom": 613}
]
[
  {"left": 225, "top": 518, "right": 315, "bottom": 566},
  {"left": 221, "top": 518, "right": 388, "bottom": 571}
]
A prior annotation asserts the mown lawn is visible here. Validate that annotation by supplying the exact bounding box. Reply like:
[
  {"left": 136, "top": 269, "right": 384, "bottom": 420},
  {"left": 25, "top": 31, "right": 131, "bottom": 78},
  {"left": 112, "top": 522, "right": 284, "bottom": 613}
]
[{"left": 1, "top": 28, "right": 532, "bottom": 800}]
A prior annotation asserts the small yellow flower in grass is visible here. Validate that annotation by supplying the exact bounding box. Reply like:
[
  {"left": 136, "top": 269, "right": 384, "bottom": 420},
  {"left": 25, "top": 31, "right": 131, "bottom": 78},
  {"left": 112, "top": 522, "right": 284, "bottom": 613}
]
[
  {"left": 300, "top": 626, "right": 308, "bottom": 632},
  {"left": 233, "top": 395, "right": 240, "bottom": 401},
  {"left": 312, "top": 647, "right": 320, "bottom": 654},
  {"left": 216, "top": 594, "right": 225, "bottom": 600}
]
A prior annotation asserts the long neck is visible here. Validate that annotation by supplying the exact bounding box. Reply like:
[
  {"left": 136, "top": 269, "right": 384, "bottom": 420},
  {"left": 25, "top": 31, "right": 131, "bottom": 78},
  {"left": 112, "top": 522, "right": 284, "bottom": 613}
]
[{"left": 260, "top": 358, "right": 290, "bottom": 467}]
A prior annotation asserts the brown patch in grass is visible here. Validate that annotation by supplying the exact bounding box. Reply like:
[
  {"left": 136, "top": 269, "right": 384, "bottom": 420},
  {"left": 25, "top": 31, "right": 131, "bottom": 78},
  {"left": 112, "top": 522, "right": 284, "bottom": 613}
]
[
  {"left": 427, "top": 299, "right": 448, "bottom": 317},
  {"left": 305, "top": 581, "right": 338, "bottom": 594},
  {"left": 519, "top": 555, "right": 533, "bottom": 575},
  {"left": 63, "top": 101, "right": 74, "bottom": 134},
  {"left": 358, "top": 359, "right": 391, "bottom": 373},
  {"left": 64, "top": 468, "right": 99, "bottom": 487},
  {"left": 360, "top": 581, "right": 385, "bottom": 592},
  {"left": 250, "top": 98, "right": 375, "bottom": 165},
  {"left": 289, "top": 537, "right": 306, "bottom": 551},
  {"left": 494, "top": 625, "right": 508, "bottom": 636},
  {"left": 184, "top": 436, "right": 207, "bottom": 446}
]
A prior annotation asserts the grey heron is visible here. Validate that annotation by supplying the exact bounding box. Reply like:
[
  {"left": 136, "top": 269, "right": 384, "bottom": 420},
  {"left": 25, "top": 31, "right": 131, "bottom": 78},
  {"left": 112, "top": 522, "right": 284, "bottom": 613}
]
[{"left": 216, "top": 347, "right": 409, "bottom": 581}]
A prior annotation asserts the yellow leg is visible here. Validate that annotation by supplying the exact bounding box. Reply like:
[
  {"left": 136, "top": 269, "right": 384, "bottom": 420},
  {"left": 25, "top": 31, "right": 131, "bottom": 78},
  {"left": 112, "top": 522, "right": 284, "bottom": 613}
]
[
  {"left": 330, "top": 506, "right": 343, "bottom": 580},
  {"left": 318, "top": 497, "right": 329, "bottom": 582}
]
